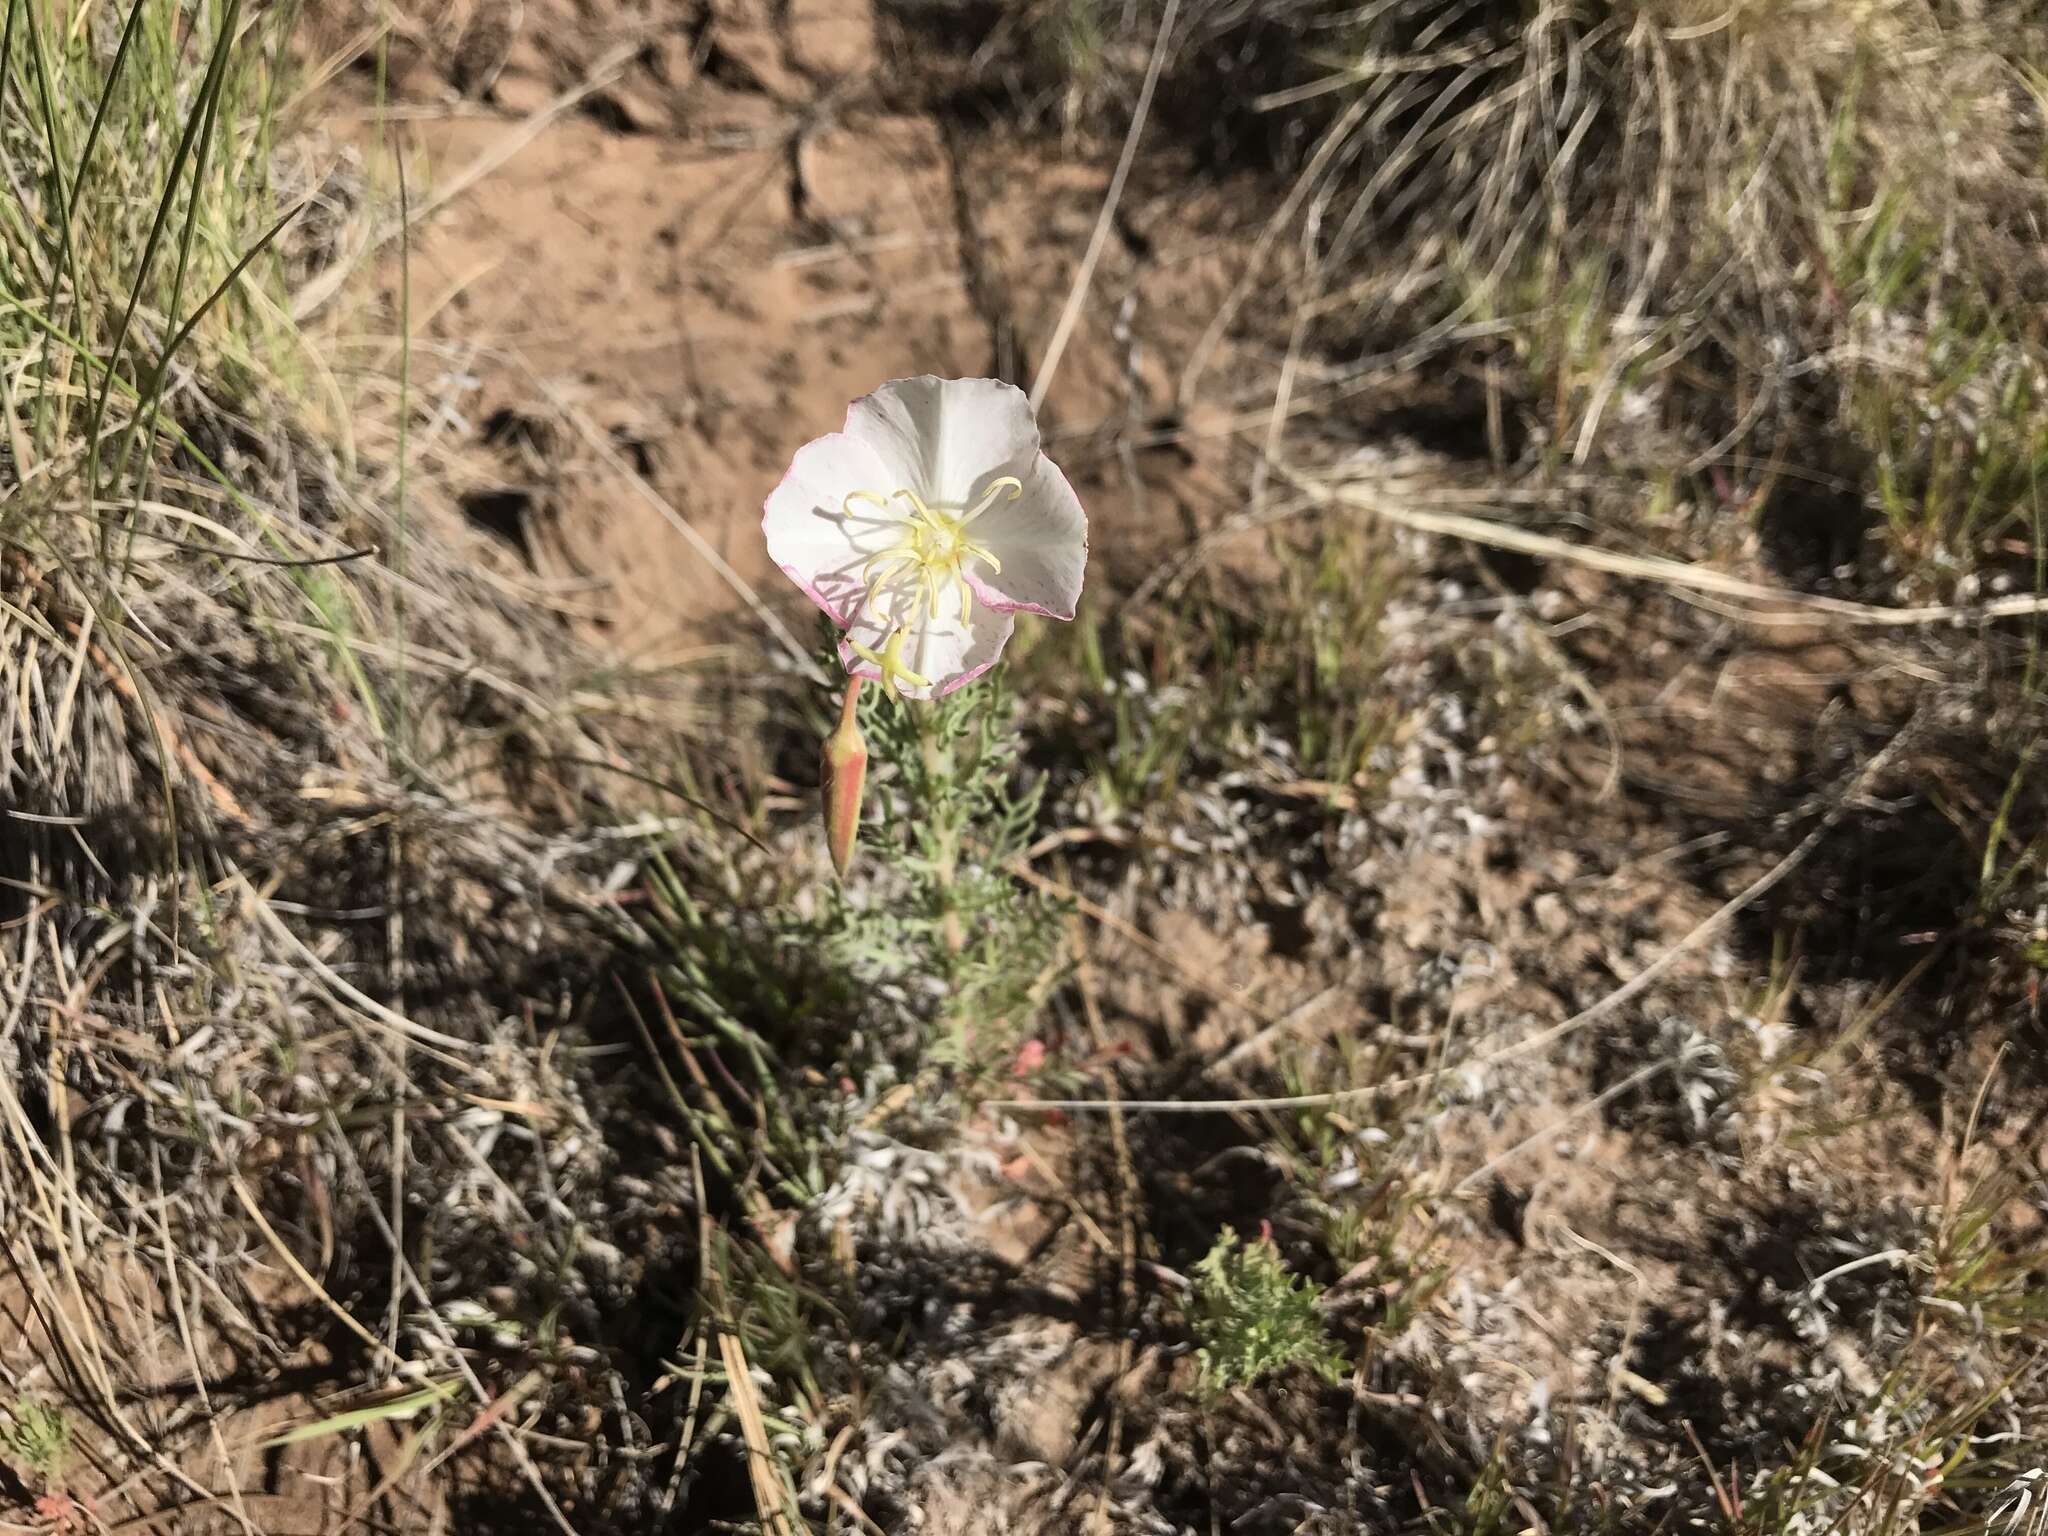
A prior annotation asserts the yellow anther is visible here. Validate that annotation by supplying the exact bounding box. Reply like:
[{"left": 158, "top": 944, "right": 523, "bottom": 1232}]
[{"left": 847, "top": 627, "right": 931, "bottom": 698}]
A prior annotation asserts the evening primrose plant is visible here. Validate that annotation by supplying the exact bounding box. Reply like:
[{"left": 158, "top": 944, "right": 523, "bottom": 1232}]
[
  {"left": 762, "top": 375, "right": 1086, "bottom": 1074},
  {"left": 765, "top": 375, "right": 1088, "bottom": 876}
]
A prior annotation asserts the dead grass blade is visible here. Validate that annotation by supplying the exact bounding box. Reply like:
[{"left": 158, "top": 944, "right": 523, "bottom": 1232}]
[
  {"left": 1029, "top": 0, "right": 1180, "bottom": 413},
  {"left": 1285, "top": 461, "right": 2048, "bottom": 628},
  {"left": 719, "top": 1330, "right": 801, "bottom": 1536}
]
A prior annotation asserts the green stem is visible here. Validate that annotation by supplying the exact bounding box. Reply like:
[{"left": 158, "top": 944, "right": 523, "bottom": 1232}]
[{"left": 919, "top": 709, "right": 965, "bottom": 955}]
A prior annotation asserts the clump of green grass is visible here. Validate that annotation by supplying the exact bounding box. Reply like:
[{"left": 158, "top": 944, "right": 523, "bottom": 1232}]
[
  {"left": 1017, "top": 522, "right": 1401, "bottom": 825},
  {"left": 1078, "top": 0, "right": 2048, "bottom": 591},
  {"left": 1259, "top": 1040, "right": 1452, "bottom": 1334},
  {"left": 0, "top": 0, "right": 301, "bottom": 484},
  {"left": 0, "top": 0, "right": 393, "bottom": 807},
  {"left": 1420, "top": 1454, "right": 1527, "bottom": 1536},
  {"left": 1037, "top": 0, "right": 1107, "bottom": 135},
  {"left": 1189, "top": 1226, "right": 1347, "bottom": 1392}
]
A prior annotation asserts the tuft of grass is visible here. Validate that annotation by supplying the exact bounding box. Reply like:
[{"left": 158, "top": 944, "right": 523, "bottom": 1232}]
[
  {"left": 0, "top": 0, "right": 301, "bottom": 477},
  {"left": 1261, "top": 1039, "right": 1453, "bottom": 1333},
  {"left": 1040, "top": 0, "right": 2048, "bottom": 593},
  {"left": 1018, "top": 520, "right": 1402, "bottom": 826}
]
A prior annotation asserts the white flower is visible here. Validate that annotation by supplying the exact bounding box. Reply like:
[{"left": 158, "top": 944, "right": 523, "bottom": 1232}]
[{"left": 763, "top": 376, "right": 1088, "bottom": 699}]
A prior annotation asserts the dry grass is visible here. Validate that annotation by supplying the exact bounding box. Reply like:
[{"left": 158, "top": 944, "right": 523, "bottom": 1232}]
[{"left": 0, "top": 1, "right": 715, "bottom": 1525}]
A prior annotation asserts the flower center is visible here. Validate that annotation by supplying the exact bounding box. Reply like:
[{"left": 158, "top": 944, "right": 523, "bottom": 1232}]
[{"left": 840, "top": 476, "right": 1021, "bottom": 696}]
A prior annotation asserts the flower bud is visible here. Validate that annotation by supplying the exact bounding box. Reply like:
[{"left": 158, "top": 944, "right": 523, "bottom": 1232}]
[{"left": 821, "top": 678, "right": 867, "bottom": 879}]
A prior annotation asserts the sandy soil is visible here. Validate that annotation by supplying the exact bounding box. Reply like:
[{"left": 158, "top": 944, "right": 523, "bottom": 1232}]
[{"left": 297, "top": 0, "right": 1254, "bottom": 667}]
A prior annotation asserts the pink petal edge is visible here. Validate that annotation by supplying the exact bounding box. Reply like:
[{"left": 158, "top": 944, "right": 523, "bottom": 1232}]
[
  {"left": 935, "top": 655, "right": 1003, "bottom": 696},
  {"left": 962, "top": 568, "right": 1078, "bottom": 621},
  {"left": 831, "top": 639, "right": 1003, "bottom": 698},
  {"left": 961, "top": 455, "right": 1088, "bottom": 620}
]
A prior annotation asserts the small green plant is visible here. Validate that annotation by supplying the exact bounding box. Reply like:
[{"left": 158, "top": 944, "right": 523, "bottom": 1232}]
[
  {"left": 1189, "top": 1228, "right": 1347, "bottom": 1392},
  {"left": 2, "top": 1397, "right": 71, "bottom": 1484},
  {"left": 829, "top": 662, "right": 1066, "bottom": 1080},
  {"left": 1422, "top": 1450, "right": 1523, "bottom": 1536}
]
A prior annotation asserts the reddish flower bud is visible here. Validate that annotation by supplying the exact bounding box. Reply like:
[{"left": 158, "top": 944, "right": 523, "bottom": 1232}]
[{"left": 821, "top": 678, "right": 868, "bottom": 879}]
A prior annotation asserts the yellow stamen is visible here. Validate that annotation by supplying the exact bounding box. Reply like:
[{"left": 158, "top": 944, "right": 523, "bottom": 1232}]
[
  {"left": 842, "top": 490, "right": 894, "bottom": 521},
  {"left": 839, "top": 483, "right": 1007, "bottom": 634},
  {"left": 961, "top": 476, "right": 1023, "bottom": 524},
  {"left": 860, "top": 550, "right": 913, "bottom": 589}
]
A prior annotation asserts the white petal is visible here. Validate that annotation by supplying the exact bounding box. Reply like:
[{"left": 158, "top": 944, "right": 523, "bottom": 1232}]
[
  {"left": 963, "top": 451, "right": 1088, "bottom": 620},
  {"left": 844, "top": 376, "right": 1040, "bottom": 506},
  {"left": 839, "top": 598, "right": 1016, "bottom": 701},
  {"left": 762, "top": 430, "right": 904, "bottom": 624}
]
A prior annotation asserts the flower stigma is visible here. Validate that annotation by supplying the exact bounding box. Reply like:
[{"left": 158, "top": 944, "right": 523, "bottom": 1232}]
[{"left": 845, "top": 626, "right": 930, "bottom": 697}]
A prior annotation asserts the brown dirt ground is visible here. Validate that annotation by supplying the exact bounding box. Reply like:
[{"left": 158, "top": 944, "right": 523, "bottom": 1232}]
[
  {"left": 295, "top": 0, "right": 1253, "bottom": 663},
  {"left": 0, "top": 1260, "right": 438, "bottom": 1533}
]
